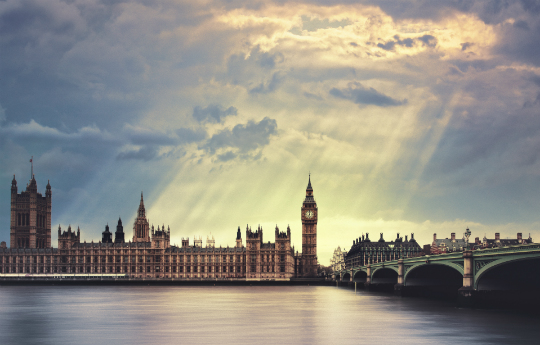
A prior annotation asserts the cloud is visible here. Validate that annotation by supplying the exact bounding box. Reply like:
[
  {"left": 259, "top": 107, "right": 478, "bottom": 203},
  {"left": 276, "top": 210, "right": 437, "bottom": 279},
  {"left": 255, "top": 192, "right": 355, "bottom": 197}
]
[
  {"left": 202, "top": 117, "right": 278, "bottom": 155},
  {"left": 513, "top": 19, "right": 530, "bottom": 30},
  {"left": 0, "top": 120, "right": 115, "bottom": 143},
  {"left": 176, "top": 127, "right": 207, "bottom": 143},
  {"left": 330, "top": 82, "right": 407, "bottom": 107},
  {"left": 299, "top": 15, "right": 352, "bottom": 32},
  {"left": 116, "top": 145, "right": 159, "bottom": 161},
  {"left": 0, "top": 105, "right": 5, "bottom": 123},
  {"left": 193, "top": 105, "right": 238, "bottom": 123},
  {"left": 256, "top": 48, "right": 285, "bottom": 69},
  {"left": 418, "top": 34, "right": 437, "bottom": 47},
  {"left": 124, "top": 125, "right": 181, "bottom": 146},
  {"left": 461, "top": 42, "right": 474, "bottom": 51},
  {"left": 378, "top": 35, "right": 432, "bottom": 51},
  {"left": 217, "top": 151, "right": 237, "bottom": 162},
  {"left": 250, "top": 72, "right": 285, "bottom": 94}
]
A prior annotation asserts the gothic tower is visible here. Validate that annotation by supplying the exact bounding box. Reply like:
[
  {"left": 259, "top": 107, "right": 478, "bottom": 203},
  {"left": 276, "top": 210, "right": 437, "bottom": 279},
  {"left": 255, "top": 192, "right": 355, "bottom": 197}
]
[
  {"left": 114, "top": 217, "right": 125, "bottom": 243},
  {"left": 102, "top": 224, "right": 112, "bottom": 243},
  {"left": 301, "top": 175, "right": 318, "bottom": 277},
  {"left": 133, "top": 192, "right": 150, "bottom": 242},
  {"left": 10, "top": 174, "right": 52, "bottom": 249}
]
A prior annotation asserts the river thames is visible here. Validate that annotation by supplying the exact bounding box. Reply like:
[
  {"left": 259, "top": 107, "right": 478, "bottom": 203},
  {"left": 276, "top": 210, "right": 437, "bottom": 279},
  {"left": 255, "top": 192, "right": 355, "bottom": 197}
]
[{"left": 0, "top": 285, "right": 537, "bottom": 345}]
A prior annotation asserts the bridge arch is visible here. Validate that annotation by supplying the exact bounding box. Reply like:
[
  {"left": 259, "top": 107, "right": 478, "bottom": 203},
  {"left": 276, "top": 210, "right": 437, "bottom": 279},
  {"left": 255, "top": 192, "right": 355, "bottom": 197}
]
[
  {"left": 475, "top": 256, "right": 540, "bottom": 290},
  {"left": 371, "top": 265, "right": 398, "bottom": 277},
  {"left": 371, "top": 267, "right": 398, "bottom": 284},
  {"left": 404, "top": 263, "right": 463, "bottom": 289},
  {"left": 342, "top": 272, "right": 351, "bottom": 282},
  {"left": 353, "top": 270, "right": 367, "bottom": 282},
  {"left": 403, "top": 262, "right": 464, "bottom": 284}
]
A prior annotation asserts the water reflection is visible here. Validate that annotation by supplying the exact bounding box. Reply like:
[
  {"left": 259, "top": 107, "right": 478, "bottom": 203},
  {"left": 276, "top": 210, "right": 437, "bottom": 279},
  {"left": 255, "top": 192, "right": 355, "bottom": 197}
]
[{"left": 0, "top": 286, "right": 537, "bottom": 345}]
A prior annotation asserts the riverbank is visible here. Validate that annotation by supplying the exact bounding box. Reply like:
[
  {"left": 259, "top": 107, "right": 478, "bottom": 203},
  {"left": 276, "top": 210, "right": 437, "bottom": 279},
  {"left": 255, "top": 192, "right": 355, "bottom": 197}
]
[{"left": 0, "top": 277, "right": 333, "bottom": 286}]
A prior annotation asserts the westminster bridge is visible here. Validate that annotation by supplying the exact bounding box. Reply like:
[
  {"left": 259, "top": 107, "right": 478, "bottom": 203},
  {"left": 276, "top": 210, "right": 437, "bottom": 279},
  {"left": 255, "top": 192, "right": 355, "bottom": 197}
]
[{"left": 336, "top": 243, "right": 540, "bottom": 307}]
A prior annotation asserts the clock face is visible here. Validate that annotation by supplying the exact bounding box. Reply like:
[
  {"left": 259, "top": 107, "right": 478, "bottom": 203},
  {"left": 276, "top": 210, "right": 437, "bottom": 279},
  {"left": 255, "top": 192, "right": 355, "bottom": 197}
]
[{"left": 305, "top": 210, "right": 314, "bottom": 219}]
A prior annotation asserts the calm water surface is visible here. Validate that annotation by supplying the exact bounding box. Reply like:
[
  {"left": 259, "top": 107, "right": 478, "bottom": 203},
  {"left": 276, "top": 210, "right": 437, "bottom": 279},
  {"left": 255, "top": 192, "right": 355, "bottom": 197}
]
[{"left": 0, "top": 285, "right": 538, "bottom": 345}]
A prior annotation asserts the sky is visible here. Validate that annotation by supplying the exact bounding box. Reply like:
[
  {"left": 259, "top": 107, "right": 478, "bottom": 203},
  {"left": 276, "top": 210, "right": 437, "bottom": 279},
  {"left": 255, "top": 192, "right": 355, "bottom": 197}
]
[{"left": 2, "top": 0, "right": 540, "bottom": 265}]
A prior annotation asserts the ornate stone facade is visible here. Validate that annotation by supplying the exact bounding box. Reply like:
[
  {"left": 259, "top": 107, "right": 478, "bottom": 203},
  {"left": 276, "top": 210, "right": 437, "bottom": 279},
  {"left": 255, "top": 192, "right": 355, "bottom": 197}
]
[
  {"left": 299, "top": 175, "right": 318, "bottom": 277},
  {"left": 10, "top": 175, "right": 51, "bottom": 249},
  {"left": 0, "top": 175, "right": 317, "bottom": 280},
  {"left": 345, "top": 233, "right": 422, "bottom": 269}
]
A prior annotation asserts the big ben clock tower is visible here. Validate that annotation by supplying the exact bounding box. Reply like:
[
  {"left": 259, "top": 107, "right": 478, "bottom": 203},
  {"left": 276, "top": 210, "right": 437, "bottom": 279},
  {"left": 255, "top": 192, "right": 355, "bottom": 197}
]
[{"left": 301, "top": 175, "right": 318, "bottom": 277}]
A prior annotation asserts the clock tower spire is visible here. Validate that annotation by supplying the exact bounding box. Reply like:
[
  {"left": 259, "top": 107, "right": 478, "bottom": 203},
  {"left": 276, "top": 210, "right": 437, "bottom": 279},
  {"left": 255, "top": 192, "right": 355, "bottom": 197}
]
[{"left": 301, "top": 174, "right": 318, "bottom": 277}]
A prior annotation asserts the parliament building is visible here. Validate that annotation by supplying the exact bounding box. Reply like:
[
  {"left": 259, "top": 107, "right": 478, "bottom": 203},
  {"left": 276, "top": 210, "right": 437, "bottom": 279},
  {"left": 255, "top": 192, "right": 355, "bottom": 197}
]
[{"left": 0, "top": 174, "right": 319, "bottom": 280}]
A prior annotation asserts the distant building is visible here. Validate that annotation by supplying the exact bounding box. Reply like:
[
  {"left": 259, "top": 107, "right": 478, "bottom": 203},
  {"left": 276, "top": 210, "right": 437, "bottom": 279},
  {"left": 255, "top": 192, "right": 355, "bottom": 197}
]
[
  {"left": 330, "top": 246, "right": 346, "bottom": 273},
  {"left": 431, "top": 232, "right": 468, "bottom": 254},
  {"left": 431, "top": 231, "right": 534, "bottom": 254},
  {"left": 344, "top": 233, "right": 422, "bottom": 269},
  {"left": 474, "top": 232, "right": 533, "bottom": 249}
]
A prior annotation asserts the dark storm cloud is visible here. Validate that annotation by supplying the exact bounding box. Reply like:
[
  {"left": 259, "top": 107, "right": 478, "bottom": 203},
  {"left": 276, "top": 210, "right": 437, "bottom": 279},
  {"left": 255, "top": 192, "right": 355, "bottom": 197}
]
[
  {"left": 202, "top": 117, "right": 277, "bottom": 155},
  {"left": 377, "top": 35, "right": 431, "bottom": 51},
  {"left": 217, "top": 151, "right": 237, "bottom": 162},
  {"left": 513, "top": 19, "right": 530, "bottom": 30},
  {"left": 496, "top": 16, "right": 540, "bottom": 66},
  {"left": 330, "top": 82, "right": 407, "bottom": 107},
  {"left": 377, "top": 41, "right": 396, "bottom": 51},
  {"left": 249, "top": 72, "right": 285, "bottom": 94},
  {"left": 461, "top": 42, "right": 474, "bottom": 51},
  {"left": 418, "top": 35, "right": 437, "bottom": 47},
  {"left": 193, "top": 105, "right": 238, "bottom": 123},
  {"left": 224, "top": 48, "right": 286, "bottom": 93},
  {"left": 257, "top": 50, "right": 285, "bottom": 69}
]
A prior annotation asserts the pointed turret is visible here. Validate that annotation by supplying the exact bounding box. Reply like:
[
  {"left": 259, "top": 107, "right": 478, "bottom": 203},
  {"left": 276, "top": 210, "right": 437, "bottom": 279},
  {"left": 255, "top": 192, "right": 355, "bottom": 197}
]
[
  {"left": 303, "top": 174, "right": 315, "bottom": 204},
  {"left": 114, "top": 217, "right": 125, "bottom": 244},
  {"left": 26, "top": 174, "right": 38, "bottom": 193},
  {"left": 11, "top": 175, "right": 17, "bottom": 194},
  {"left": 133, "top": 192, "right": 151, "bottom": 242},
  {"left": 236, "top": 226, "right": 242, "bottom": 248},
  {"left": 138, "top": 192, "right": 146, "bottom": 218},
  {"left": 102, "top": 223, "right": 112, "bottom": 243},
  {"left": 46, "top": 180, "right": 51, "bottom": 198}
]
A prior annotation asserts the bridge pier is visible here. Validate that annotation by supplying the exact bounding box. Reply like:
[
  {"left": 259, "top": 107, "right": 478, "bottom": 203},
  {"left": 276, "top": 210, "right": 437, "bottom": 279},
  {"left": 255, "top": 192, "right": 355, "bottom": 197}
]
[
  {"left": 457, "top": 250, "right": 476, "bottom": 307},
  {"left": 394, "top": 258, "right": 404, "bottom": 296},
  {"left": 363, "top": 264, "right": 371, "bottom": 290}
]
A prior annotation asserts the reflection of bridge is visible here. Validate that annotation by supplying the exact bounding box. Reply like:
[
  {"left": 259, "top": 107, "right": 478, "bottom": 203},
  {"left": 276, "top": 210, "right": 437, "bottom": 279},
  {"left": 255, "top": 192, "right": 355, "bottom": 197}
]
[{"left": 336, "top": 243, "right": 540, "bottom": 306}]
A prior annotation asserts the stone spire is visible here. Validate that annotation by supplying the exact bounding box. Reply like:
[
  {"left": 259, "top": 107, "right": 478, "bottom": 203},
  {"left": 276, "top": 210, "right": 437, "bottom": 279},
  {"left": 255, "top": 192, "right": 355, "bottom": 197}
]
[
  {"left": 304, "top": 174, "right": 315, "bottom": 204},
  {"left": 133, "top": 192, "right": 150, "bottom": 242},
  {"left": 115, "top": 217, "right": 125, "bottom": 244},
  {"left": 46, "top": 180, "right": 51, "bottom": 198},
  {"left": 11, "top": 175, "right": 17, "bottom": 194},
  {"left": 138, "top": 192, "right": 146, "bottom": 218}
]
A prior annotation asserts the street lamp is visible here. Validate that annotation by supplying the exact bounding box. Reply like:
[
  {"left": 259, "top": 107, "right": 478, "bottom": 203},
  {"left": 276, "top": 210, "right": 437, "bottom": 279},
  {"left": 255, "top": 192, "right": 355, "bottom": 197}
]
[{"left": 464, "top": 227, "right": 471, "bottom": 250}]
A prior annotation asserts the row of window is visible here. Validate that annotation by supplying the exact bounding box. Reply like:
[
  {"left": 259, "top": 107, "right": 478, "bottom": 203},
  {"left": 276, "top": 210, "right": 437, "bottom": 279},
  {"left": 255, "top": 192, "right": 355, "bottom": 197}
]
[
  {"left": 0, "top": 255, "right": 245, "bottom": 264},
  {"left": 0, "top": 265, "right": 246, "bottom": 274}
]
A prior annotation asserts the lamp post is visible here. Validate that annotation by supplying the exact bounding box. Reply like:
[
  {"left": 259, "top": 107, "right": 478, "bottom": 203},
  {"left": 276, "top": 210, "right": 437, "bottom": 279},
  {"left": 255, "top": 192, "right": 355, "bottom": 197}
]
[{"left": 464, "top": 227, "right": 471, "bottom": 250}]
